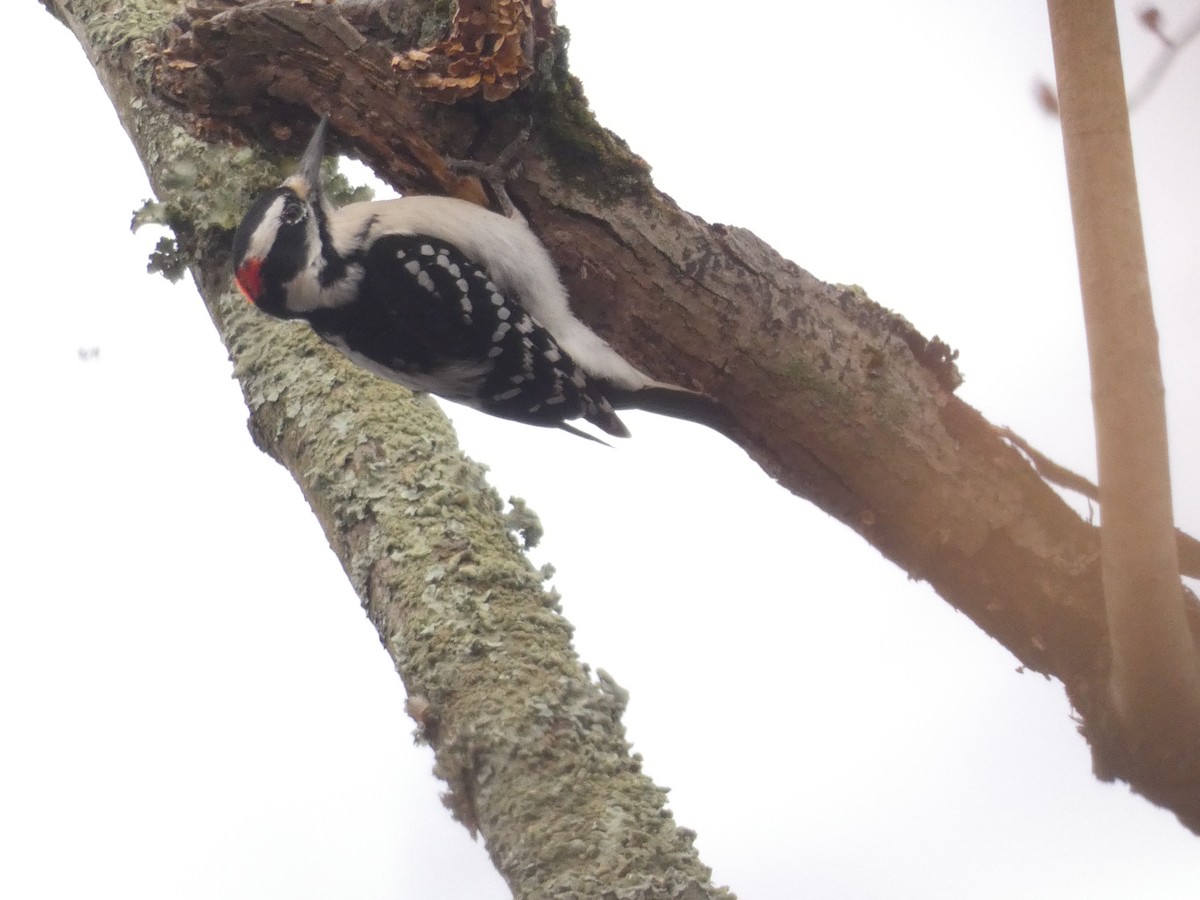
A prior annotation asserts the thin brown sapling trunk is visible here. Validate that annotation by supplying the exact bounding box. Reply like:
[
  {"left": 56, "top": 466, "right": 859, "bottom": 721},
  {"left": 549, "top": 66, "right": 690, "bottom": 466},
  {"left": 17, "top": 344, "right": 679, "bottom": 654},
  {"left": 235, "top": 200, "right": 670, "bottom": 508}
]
[{"left": 1046, "top": 0, "right": 1200, "bottom": 748}]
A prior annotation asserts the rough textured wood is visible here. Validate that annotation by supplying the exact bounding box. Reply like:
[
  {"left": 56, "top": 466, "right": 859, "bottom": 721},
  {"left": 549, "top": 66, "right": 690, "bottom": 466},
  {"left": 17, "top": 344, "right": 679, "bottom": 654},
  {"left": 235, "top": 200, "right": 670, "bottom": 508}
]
[{"left": 46, "top": 0, "right": 1200, "bottom": 839}]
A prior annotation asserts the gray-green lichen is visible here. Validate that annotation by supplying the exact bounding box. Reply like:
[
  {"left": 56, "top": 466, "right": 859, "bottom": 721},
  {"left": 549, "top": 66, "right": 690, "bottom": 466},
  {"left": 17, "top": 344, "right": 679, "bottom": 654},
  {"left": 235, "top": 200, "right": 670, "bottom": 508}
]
[
  {"left": 115, "top": 105, "right": 282, "bottom": 277},
  {"left": 59, "top": 0, "right": 175, "bottom": 63},
  {"left": 504, "top": 496, "right": 544, "bottom": 549},
  {"left": 212, "top": 299, "right": 730, "bottom": 894}
]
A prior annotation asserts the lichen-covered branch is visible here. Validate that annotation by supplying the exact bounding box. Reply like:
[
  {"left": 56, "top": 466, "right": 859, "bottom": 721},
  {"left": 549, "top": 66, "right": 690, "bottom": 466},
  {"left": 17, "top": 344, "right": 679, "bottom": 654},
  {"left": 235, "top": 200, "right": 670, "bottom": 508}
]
[
  {"left": 38, "top": 0, "right": 733, "bottom": 896},
  {"left": 37, "top": 0, "right": 1200, "bottom": 841},
  {"left": 204, "top": 255, "right": 728, "bottom": 899}
]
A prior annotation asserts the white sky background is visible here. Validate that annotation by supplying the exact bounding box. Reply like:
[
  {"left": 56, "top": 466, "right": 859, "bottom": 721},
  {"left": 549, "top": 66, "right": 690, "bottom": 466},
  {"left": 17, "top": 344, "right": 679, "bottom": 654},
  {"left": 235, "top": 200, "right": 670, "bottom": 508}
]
[{"left": 2, "top": 0, "right": 1199, "bottom": 897}]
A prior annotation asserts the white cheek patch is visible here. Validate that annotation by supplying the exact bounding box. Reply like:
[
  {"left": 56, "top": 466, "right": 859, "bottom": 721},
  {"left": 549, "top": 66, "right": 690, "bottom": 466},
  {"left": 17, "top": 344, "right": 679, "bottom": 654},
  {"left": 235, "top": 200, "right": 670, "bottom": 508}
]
[
  {"left": 253, "top": 197, "right": 338, "bottom": 312},
  {"left": 285, "top": 261, "right": 364, "bottom": 313},
  {"left": 246, "top": 195, "right": 288, "bottom": 261}
]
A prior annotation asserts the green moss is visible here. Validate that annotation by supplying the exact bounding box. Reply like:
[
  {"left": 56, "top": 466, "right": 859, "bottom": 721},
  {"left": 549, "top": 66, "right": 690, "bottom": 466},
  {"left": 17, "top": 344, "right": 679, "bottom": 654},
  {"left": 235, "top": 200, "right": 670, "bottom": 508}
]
[
  {"left": 533, "top": 27, "right": 652, "bottom": 201},
  {"left": 417, "top": 0, "right": 455, "bottom": 45}
]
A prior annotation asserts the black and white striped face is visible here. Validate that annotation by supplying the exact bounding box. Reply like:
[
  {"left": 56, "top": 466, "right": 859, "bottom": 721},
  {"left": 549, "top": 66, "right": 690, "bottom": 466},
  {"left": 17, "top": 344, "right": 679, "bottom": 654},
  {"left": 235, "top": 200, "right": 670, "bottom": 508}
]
[{"left": 231, "top": 187, "right": 319, "bottom": 319}]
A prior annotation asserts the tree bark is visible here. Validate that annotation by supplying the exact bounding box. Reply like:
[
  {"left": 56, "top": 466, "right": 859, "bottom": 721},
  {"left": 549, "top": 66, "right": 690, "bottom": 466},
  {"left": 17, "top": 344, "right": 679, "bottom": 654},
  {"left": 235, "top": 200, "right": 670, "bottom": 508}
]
[{"left": 37, "top": 0, "right": 1200, "bottom": 864}]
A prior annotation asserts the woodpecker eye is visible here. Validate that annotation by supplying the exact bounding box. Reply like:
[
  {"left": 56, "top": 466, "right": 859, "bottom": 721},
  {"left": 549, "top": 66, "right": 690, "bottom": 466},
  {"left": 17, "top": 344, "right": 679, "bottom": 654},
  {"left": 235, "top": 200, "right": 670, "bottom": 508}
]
[{"left": 281, "top": 199, "right": 307, "bottom": 226}]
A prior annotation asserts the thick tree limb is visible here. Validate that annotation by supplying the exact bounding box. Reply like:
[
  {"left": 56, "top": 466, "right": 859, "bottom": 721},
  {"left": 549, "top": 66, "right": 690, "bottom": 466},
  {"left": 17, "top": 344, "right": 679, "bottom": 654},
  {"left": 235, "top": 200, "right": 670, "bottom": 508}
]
[
  {"left": 39, "top": 0, "right": 1200, "bottom": 847},
  {"left": 1000, "top": 427, "right": 1200, "bottom": 578}
]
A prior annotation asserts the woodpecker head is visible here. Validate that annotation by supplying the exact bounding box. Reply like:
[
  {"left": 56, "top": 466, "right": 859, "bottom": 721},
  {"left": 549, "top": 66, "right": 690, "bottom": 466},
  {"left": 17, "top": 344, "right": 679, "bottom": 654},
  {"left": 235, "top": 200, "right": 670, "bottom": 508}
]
[{"left": 231, "top": 117, "right": 332, "bottom": 319}]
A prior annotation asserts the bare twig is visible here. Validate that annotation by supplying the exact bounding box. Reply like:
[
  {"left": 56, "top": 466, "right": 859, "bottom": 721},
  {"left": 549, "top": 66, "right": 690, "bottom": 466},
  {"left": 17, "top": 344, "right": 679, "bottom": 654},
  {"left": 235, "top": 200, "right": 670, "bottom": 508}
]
[
  {"left": 1128, "top": 6, "right": 1200, "bottom": 108},
  {"left": 999, "top": 427, "right": 1200, "bottom": 578}
]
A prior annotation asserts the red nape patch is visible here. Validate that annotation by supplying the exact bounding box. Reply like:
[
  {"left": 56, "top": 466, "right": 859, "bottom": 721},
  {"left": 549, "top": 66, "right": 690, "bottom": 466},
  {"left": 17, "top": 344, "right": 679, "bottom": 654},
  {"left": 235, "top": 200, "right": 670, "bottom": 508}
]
[{"left": 234, "top": 258, "right": 263, "bottom": 304}]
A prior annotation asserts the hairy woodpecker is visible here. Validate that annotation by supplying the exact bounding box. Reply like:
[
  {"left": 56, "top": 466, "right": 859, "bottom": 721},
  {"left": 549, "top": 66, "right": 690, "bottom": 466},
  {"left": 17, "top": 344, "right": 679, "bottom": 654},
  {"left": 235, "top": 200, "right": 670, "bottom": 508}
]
[{"left": 231, "top": 118, "right": 725, "bottom": 441}]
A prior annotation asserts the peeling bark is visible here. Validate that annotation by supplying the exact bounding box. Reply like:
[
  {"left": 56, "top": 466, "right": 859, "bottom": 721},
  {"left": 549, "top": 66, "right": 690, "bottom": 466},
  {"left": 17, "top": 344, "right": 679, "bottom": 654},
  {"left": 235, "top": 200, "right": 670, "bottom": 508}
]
[{"left": 37, "top": 0, "right": 1200, "bottom": 863}]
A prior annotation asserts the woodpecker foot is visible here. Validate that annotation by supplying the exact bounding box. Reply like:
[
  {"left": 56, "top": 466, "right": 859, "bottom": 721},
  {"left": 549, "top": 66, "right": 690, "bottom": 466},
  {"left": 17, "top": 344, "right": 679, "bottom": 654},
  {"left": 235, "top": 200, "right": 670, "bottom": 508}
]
[{"left": 445, "top": 123, "right": 532, "bottom": 220}]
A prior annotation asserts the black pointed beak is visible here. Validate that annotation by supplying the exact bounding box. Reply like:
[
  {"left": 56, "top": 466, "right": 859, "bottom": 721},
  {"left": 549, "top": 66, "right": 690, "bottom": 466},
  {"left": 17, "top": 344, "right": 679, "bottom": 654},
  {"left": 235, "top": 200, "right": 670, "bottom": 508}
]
[{"left": 286, "top": 115, "right": 330, "bottom": 200}]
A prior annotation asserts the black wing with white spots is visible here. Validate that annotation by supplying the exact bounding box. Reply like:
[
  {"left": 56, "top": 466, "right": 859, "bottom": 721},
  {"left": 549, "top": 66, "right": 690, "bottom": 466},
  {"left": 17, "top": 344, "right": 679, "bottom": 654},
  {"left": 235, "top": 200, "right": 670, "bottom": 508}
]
[{"left": 306, "top": 234, "right": 630, "bottom": 437}]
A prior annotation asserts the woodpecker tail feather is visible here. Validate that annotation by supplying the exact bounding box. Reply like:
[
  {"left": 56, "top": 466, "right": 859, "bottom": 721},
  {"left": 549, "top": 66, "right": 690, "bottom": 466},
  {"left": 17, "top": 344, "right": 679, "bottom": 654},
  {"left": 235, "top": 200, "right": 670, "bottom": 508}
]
[
  {"left": 604, "top": 383, "right": 733, "bottom": 438},
  {"left": 558, "top": 421, "right": 615, "bottom": 446},
  {"left": 580, "top": 398, "right": 632, "bottom": 442}
]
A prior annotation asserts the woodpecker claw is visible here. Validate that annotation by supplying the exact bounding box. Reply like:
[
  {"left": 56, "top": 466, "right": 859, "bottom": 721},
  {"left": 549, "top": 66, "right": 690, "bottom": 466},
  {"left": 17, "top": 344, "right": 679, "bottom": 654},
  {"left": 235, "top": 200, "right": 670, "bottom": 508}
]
[{"left": 445, "top": 122, "right": 532, "bottom": 220}]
